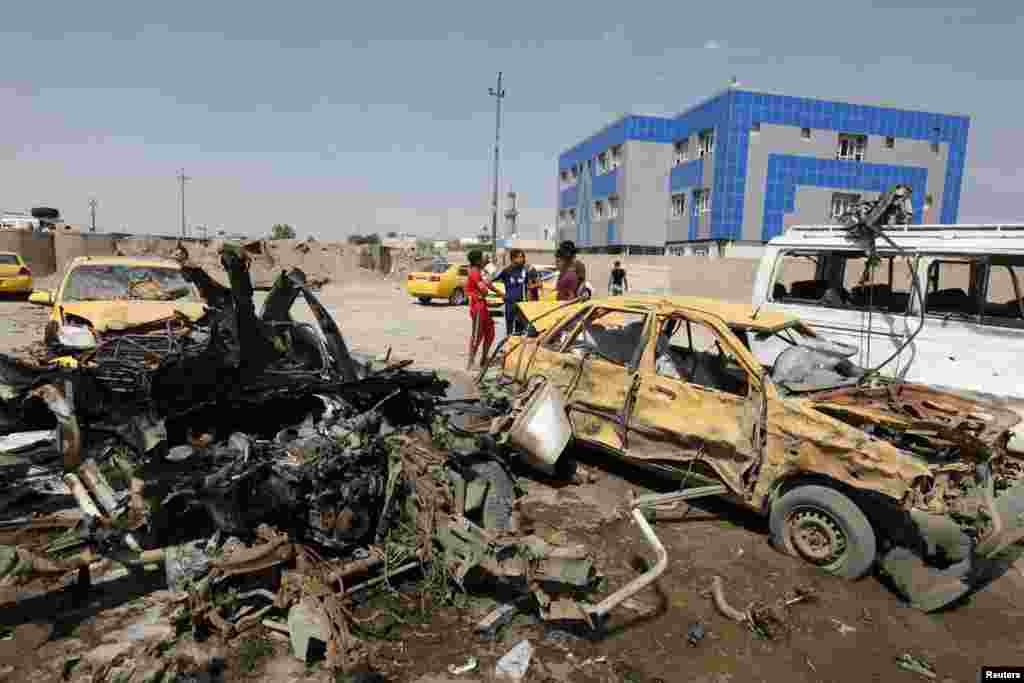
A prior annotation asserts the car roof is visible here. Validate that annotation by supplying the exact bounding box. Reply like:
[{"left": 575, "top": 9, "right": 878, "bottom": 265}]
[
  {"left": 0, "top": 251, "right": 20, "bottom": 257},
  {"left": 591, "top": 294, "right": 805, "bottom": 333},
  {"left": 69, "top": 256, "right": 181, "bottom": 268}
]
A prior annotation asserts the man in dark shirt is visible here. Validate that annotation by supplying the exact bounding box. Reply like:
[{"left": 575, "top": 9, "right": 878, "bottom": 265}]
[
  {"left": 494, "top": 249, "right": 530, "bottom": 336},
  {"left": 609, "top": 260, "right": 628, "bottom": 295}
]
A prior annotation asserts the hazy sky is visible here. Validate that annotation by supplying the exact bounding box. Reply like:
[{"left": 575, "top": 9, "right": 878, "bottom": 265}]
[{"left": 1, "top": 1, "right": 1020, "bottom": 239}]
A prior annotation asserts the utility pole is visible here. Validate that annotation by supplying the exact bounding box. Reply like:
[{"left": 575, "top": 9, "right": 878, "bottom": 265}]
[
  {"left": 88, "top": 198, "right": 97, "bottom": 232},
  {"left": 488, "top": 72, "right": 505, "bottom": 260},
  {"left": 177, "top": 169, "right": 191, "bottom": 238}
]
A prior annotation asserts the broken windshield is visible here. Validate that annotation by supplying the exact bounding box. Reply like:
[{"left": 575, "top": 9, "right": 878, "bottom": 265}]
[{"left": 62, "top": 264, "right": 201, "bottom": 303}]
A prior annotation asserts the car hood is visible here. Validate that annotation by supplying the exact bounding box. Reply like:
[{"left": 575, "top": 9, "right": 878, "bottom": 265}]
[
  {"left": 60, "top": 301, "right": 208, "bottom": 332},
  {"left": 805, "top": 383, "right": 1022, "bottom": 451}
]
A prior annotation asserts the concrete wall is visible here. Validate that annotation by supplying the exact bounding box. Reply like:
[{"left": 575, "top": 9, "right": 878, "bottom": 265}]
[
  {"left": 53, "top": 232, "right": 119, "bottom": 274},
  {"left": 0, "top": 231, "right": 56, "bottom": 275},
  {"left": 622, "top": 140, "right": 674, "bottom": 247},
  {"left": 742, "top": 124, "right": 950, "bottom": 240}
]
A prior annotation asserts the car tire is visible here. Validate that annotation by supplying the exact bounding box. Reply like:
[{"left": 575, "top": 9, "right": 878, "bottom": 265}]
[
  {"left": 417, "top": 297, "right": 431, "bottom": 304},
  {"left": 769, "top": 484, "right": 877, "bottom": 580},
  {"left": 449, "top": 288, "right": 466, "bottom": 306},
  {"left": 467, "top": 460, "right": 515, "bottom": 532}
]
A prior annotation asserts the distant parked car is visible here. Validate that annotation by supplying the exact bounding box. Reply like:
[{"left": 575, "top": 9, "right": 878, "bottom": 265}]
[
  {"left": 0, "top": 252, "right": 33, "bottom": 296},
  {"left": 405, "top": 262, "right": 471, "bottom": 305}
]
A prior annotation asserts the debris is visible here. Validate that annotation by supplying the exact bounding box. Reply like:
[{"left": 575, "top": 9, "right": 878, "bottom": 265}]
[
  {"left": 447, "top": 656, "right": 478, "bottom": 675},
  {"left": 710, "top": 575, "right": 747, "bottom": 623},
  {"left": 495, "top": 640, "right": 533, "bottom": 681},
  {"left": 831, "top": 618, "right": 857, "bottom": 636},
  {"left": 895, "top": 653, "right": 937, "bottom": 679},
  {"left": 686, "top": 622, "right": 706, "bottom": 646},
  {"left": 476, "top": 602, "right": 521, "bottom": 639}
]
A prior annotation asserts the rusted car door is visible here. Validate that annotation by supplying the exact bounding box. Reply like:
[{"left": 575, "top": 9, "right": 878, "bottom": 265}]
[
  {"left": 626, "top": 313, "right": 764, "bottom": 493},
  {"left": 524, "top": 304, "right": 650, "bottom": 453}
]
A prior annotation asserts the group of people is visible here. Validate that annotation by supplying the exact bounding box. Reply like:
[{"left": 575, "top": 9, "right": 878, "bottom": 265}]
[{"left": 463, "top": 241, "right": 629, "bottom": 370}]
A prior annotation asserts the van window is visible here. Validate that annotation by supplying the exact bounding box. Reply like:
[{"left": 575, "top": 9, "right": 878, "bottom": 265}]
[
  {"left": 924, "top": 259, "right": 980, "bottom": 319},
  {"left": 983, "top": 258, "right": 1024, "bottom": 328},
  {"left": 771, "top": 250, "right": 909, "bottom": 314}
]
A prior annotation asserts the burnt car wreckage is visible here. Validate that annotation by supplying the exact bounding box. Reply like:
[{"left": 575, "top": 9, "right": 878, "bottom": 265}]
[
  {"left": 477, "top": 186, "right": 1024, "bottom": 613},
  {"left": 0, "top": 244, "right": 666, "bottom": 673}
]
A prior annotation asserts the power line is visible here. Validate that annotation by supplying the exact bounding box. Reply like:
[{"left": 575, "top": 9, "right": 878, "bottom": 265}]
[
  {"left": 488, "top": 72, "right": 505, "bottom": 258},
  {"left": 177, "top": 169, "right": 191, "bottom": 238}
]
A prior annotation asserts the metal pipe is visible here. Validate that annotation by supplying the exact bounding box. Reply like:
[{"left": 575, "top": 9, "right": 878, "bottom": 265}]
[{"left": 588, "top": 507, "right": 667, "bottom": 619}]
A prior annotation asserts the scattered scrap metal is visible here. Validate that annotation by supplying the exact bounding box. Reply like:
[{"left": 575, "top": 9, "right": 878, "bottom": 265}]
[{"left": 0, "top": 243, "right": 661, "bottom": 676}]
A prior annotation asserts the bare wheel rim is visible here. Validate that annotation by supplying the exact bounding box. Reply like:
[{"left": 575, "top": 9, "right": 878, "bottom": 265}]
[{"left": 786, "top": 507, "right": 848, "bottom": 566}]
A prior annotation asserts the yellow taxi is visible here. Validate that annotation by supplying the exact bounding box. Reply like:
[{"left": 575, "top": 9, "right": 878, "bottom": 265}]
[
  {"left": 0, "top": 251, "right": 33, "bottom": 295},
  {"left": 406, "top": 260, "right": 471, "bottom": 305},
  {"left": 28, "top": 256, "right": 208, "bottom": 353}
]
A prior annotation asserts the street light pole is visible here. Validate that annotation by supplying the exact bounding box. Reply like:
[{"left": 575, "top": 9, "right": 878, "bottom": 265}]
[
  {"left": 488, "top": 72, "right": 505, "bottom": 260},
  {"left": 177, "top": 169, "right": 191, "bottom": 238},
  {"left": 88, "top": 198, "right": 97, "bottom": 232}
]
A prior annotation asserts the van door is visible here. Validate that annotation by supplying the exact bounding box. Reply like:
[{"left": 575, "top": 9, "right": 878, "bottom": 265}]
[{"left": 758, "top": 249, "right": 914, "bottom": 378}]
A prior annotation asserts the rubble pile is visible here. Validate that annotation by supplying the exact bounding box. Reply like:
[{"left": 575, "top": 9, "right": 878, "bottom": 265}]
[{"left": 0, "top": 242, "right": 623, "bottom": 679}]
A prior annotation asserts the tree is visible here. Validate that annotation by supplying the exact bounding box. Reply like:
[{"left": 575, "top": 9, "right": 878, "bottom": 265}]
[
  {"left": 270, "top": 223, "right": 296, "bottom": 240},
  {"left": 385, "top": 231, "right": 398, "bottom": 238},
  {"left": 347, "top": 234, "right": 364, "bottom": 244},
  {"left": 364, "top": 233, "right": 381, "bottom": 245}
]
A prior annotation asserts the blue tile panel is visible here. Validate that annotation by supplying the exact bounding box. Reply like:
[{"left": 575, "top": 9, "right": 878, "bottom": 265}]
[
  {"left": 717, "top": 90, "right": 968, "bottom": 240},
  {"left": 607, "top": 220, "right": 618, "bottom": 245},
  {"left": 669, "top": 159, "right": 704, "bottom": 193},
  {"left": 560, "top": 167, "right": 619, "bottom": 208},
  {"left": 558, "top": 116, "right": 675, "bottom": 172},
  {"left": 761, "top": 154, "right": 929, "bottom": 240}
]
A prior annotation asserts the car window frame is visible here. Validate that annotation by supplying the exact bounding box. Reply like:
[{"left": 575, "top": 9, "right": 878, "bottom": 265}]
[
  {"left": 553, "top": 305, "right": 652, "bottom": 371},
  {"left": 58, "top": 263, "right": 199, "bottom": 304},
  {"left": 652, "top": 312, "right": 758, "bottom": 399}
]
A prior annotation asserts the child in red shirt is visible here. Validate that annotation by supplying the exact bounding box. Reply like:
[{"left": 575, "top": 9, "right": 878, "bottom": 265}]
[{"left": 466, "top": 250, "right": 503, "bottom": 371}]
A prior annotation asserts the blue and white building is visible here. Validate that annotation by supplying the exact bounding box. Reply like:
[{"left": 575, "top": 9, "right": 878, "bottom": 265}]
[{"left": 556, "top": 86, "right": 969, "bottom": 255}]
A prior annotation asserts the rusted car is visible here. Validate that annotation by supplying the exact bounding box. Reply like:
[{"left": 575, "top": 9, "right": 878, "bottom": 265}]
[{"left": 495, "top": 295, "right": 1024, "bottom": 610}]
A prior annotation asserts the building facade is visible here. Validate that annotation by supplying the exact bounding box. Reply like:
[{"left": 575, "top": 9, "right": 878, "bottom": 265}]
[{"left": 556, "top": 87, "right": 969, "bottom": 254}]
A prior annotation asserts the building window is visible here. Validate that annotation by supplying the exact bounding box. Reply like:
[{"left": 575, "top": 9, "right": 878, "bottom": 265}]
[
  {"left": 924, "top": 194, "right": 934, "bottom": 211},
  {"left": 607, "top": 195, "right": 620, "bottom": 219},
  {"left": 597, "top": 151, "right": 610, "bottom": 175},
  {"left": 931, "top": 140, "right": 940, "bottom": 154},
  {"left": 593, "top": 200, "right": 605, "bottom": 220},
  {"left": 558, "top": 209, "right": 566, "bottom": 224},
  {"left": 610, "top": 145, "right": 623, "bottom": 170},
  {"left": 885, "top": 136, "right": 895, "bottom": 149},
  {"left": 830, "top": 192, "right": 861, "bottom": 220},
  {"left": 698, "top": 130, "right": 714, "bottom": 158},
  {"left": 837, "top": 133, "right": 867, "bottom": 161},
  {"left": 693, "top": 188, "right": 710, "bottom": 215},
  {"left": 801, "top": 128, "right": 811, "bottom": 140},
  {"left": 670, "top": 193, "right": 686, "bottom": 218},
  {"left": 751, "top": 121, "right": 761, "bottom": 133},
  {"left": 568, "top": 208, "right": 577, "bottom": 222},
  {"left": 673, "top": 139, "right": 689, "bottom": 166}
]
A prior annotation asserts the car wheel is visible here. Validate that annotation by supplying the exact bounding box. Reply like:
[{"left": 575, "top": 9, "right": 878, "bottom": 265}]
[
  {"left": 579, "top": 287, "right": 592, "bottom": 301},
  {"left": 769, "top": 485, "right": 877, "bottom": 579},
  {"left": 449, "top": 288, "right": 466, "bottom": 306},
  {"left": 417, "top": 297, "right": 431, "bottom": 304},
  {"left": 467, "top": 460, "right": 515, "bottom": 532}
]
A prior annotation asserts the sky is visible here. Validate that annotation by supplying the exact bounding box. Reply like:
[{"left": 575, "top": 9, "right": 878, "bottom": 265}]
[{"left": 1, "top": 0, "right": 1021, "bottom": 240}]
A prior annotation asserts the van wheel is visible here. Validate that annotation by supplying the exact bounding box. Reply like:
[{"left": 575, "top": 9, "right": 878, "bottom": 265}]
[
  {"left": 417, "top": 297, "right": 431, "bottom": 304},
  {"left": 769, "top": 485, "right": 877, "bottom": 579},
  {"left": 449, "top": 288, "right": 466, "bottom": 306}
]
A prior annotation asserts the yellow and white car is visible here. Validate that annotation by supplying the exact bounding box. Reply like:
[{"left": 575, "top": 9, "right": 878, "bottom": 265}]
[
  {"left": 0, "top": 251, "right": 33, "bottom": 295},
  {"left": 406, "top": 261, "right": 471, "bottom": 305},
  {"left": 28, "top": 255, "right": 207, "bottom": 353}
]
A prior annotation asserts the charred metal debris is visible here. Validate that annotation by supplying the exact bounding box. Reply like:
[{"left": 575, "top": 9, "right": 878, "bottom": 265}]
[{"left": 0, "top": 244, "right": 659, "bottom": 673}]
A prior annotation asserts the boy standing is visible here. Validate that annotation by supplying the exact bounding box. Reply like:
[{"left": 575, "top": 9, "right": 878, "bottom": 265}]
[
  {"left": 466, "top": 250, "right": 503, "bottom": 370},
  {"left": 494, "top": 249, "right": 529, "bottom": 336}
]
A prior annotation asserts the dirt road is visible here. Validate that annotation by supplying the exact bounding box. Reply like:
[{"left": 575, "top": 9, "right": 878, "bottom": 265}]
[{"left": 1, "top": 273, "right": 1021, "bottom": 682}]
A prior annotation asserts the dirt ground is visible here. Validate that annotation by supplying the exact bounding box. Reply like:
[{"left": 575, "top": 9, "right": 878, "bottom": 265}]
[{"left": 1, "top": 270, "right": 1022, "bottom": 682}]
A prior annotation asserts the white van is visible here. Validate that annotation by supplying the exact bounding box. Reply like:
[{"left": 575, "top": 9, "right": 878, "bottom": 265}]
[{"left": 752, "top": 224, "right": 1024, "bottom": 403}]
